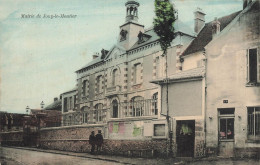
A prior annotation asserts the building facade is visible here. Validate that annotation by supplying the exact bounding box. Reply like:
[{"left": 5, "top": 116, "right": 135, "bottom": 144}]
[
  {"left": 61, "top": 0, "right": 194, "bottom": 142},
  {"left": 57, "top": 0, "right": 260, "bottom": 158},
  {"left": 153, "top": 0, "right": 260, "bottom": 158},
  {"left": 205, "top": 0, "right": 260, "bottom": 158}
]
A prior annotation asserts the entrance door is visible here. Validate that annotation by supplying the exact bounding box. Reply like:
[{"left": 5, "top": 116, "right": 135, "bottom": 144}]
[
  {"left": 176, "top": 120, "right": 195, "bottom": 157},
  {"left": 218, "top": 108, "right": 235, "bottom": 157}
]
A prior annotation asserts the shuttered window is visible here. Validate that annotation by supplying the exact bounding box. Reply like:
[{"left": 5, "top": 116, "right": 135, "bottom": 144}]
[{"left": 247, "top": 48, "right": 259, "bottom": 84}]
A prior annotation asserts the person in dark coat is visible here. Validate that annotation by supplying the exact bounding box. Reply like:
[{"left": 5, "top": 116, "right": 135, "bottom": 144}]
[
  {"left": 89, "top": 131, "right": 96, "bottom": 154},
  {"left": 95, "top": 130, "right": 103, "bottom": 154}
]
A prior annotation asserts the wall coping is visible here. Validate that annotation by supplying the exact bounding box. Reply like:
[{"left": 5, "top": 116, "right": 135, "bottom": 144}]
[
  {"left": 40, "top": 124, "right": 106, "bottom": 131},
  {"left": 0, "top": 131, "right": 23, "bottom": 134}
]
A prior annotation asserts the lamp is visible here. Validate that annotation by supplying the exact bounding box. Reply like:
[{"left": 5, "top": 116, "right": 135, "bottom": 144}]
[
  {"left": 26, "top": 106, "right": 30, "bottom": 115},
  {"left": 40, "top": 101, "right": 44, "bottom": 109}
]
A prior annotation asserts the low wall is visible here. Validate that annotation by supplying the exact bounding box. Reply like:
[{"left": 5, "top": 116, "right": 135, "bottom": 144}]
[
  {"left": 0, "top": 131, "right": 24, "bottom": 146},
  {"left": 39, "top": 124, "right": 168, "bottom": 157}
]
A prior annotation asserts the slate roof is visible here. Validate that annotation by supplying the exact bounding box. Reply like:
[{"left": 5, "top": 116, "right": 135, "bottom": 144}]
[
  {"left": 77, "top": 19, "right": 193, "bottom": 72},
  {"left": 130, "top": 19, "right": 194, "bottom": 50},
  {"left": 151, "top": 67, "right": 205, "bottom": 84},
  {"left": 182, "top": 11, "right": 241, "bottom": 56},
  {"left": 44, "top": 100, "right": 62, "bottom": 111},
  {"left": 61, "top": 87, "right": 77, "bottom": 95}
]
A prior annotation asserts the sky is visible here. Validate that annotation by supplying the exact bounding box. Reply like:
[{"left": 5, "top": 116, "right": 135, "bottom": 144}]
[{"left": 0, "top": 0, "right": 242, "bottom": 113}]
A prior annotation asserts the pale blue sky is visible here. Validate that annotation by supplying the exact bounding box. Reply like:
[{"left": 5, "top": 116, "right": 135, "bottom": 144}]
[{"left": 0, "top": 0, "right": 242, "bottom": 113}]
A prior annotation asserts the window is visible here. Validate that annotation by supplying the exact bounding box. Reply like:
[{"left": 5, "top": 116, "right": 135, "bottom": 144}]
[
  {"left": 112, "top": 69, "right": 118, "bottom": 86},
  {"left": 82, "top": 80, "right": 88, "bottom": 96},
  {"left": 69, "top": 97, "right": 73, "bottom": 110},
  {"left": 154, "top": 124, "right": 166, "bottom": 137},
  {"left": 64, "top": 98, "right": 68, "bottom": 112},
  {"left": 94, "top": 103, "right": 103, "bottom": 122},
  {"left": 96, "top": 76, "right": 103, "bottom": 93},
  {"left": 112, "top": 100, "right": 119, "bottom": 118},
  {"left": 247, "top": 48, "right": 259, "bottom": 84},
  {"left": 74, "top": 95, "right": 76, "bottom": 109},
  {"left": 83, "top": 113, "right": 88, "bottom": 123},
  {"left": 248, "top": 107, "right": 260, "bottom": 140},
  {"left": 152, "top": 93, "right": 158, "bottom": 115},
  {"left": 131, "top": 96, "right": 144, "bottom": 117},
  {"left": 134, "top": 63, "right": 141, "bottom": 84}
]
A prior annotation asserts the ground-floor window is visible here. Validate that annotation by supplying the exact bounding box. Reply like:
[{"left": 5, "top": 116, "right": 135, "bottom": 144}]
[
  {"left": 82, "top": 113, "right": 88, "bottom": 123},
  {"left": 248, "top": 107, "right": 260, "bottom": 140},
  {"left": 154, "top": 124, "right": 165, "bottom": 137},
  {"left": 94, "top": 103, "right": 103, "bottom": 122}
]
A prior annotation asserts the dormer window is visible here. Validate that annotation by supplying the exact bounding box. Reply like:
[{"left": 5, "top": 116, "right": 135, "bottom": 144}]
[
  {"left": 120, "top": 29, "right": 128, "bottom": 41},
  {"left": 138, "top": 31, "right": 144, "bottom": 43}
]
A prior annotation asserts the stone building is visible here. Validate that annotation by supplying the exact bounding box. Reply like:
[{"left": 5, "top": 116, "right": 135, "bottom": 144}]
[{"left": 60, "top": 0, "right": 194, "bottom": 152}]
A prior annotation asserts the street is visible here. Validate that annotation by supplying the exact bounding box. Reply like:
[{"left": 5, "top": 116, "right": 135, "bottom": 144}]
[
  {"left": 0, "top": 147, "right": 122, "bottom": 165},
  {"left": 0, "top": 147, "right": 259, "bottom": 165}
]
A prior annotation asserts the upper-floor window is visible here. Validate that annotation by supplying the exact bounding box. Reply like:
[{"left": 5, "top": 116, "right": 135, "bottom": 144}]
[
  {"left": 64, "top": 97, "right": 68, "bottom": 112},
  {"left": 82, "top": 80, "right": 89, "bottom": 96},
  {"left": 248, "top": 107, "right": 260, "bottom": 140},
  {"left": 247, "top": 48, "right": 260, "bottom": 84},
  {"left": 74, "top": 95, "right": 76, "bottom": 109},
  {"left": 96, "top": 75, "right": 103, "bottom": 93},
  {"left": 69, "top": 97, "right": 73, "bottom": 110},
  {"left": 112, "top": 69, "right": 118, "bottom": 86},
  {"left": 134, "top": 63, "right": 141, "bottom": 84},
  {"left": 152, "top": 93, "right": 158, "bottom": 115}
]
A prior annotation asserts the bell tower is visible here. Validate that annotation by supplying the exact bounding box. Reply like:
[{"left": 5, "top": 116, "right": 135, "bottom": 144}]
[
  {"left": 125, "top": 0, "right": 139, "bottom": 23},
  {"left": 118, "top": 0, "right": 144, "bottom": 50}
]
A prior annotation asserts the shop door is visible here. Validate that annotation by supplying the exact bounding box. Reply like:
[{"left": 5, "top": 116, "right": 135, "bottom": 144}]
[
  {"left": 218, "top": 108, "right": 235, "bottom": 157},
  {"left": 176, "top": 120, "right": 195, "bottom": 157}
]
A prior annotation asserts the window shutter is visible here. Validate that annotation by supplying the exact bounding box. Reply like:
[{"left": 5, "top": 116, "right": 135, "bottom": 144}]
[
  {"left": 257, "top": 48, "right": 260, "bottom": 83},
  {"left": 246, "top": 50, "right": 249, "bottom": 83}
]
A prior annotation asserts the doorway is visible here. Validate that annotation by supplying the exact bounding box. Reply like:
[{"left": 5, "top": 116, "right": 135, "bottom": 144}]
[
  {"left": 218, "top": 108, "right": 235, "bottom": 157},
  {"left": 176, "top": 120, "right": 195, "bottom": 157}
]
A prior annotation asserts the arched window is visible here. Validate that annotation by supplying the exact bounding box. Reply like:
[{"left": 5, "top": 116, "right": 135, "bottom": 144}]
[
  {"left": 112, "top": 69, "right": 118, "bottom": 86},
  {"left": 112, "top": 100, "right": 119, "bottom": 118},
  {"left": 152, "top": 93, "right": 158, "bottom": 115},
  {"left": 131, "top": 96, "right": 144, "bottom": 117},
  {"left": 94, "top": 103, "right": 103, "bottom": 122}
]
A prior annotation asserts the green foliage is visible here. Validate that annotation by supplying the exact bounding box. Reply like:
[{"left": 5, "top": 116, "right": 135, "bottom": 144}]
[{"left": 153, "top": 0, "right": 176, "bottom": 53}]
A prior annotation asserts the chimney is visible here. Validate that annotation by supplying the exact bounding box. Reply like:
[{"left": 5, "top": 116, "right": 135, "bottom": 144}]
[
  {"left": 54, "top": 97, "right": 58, "bottom": 102},
  {"left": 212, "top": 17, "right": 221, "bottom": 38},
  {"left": 93, "top": 52, "right": 99, "bottom": 59},
  {"left": 243, "top": 0, "right": 248, "bottom": 9},
  {"left": 194, "top": 7, "right": 206, "bottom": 33}
]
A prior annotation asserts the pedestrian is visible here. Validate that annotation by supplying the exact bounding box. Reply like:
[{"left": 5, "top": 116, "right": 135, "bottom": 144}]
[
  {"left": 89, "top": 131, "right": 96, "bottom": 154},
  {"left": 95, "top": 130, "right": 103, "bottom": 154}
]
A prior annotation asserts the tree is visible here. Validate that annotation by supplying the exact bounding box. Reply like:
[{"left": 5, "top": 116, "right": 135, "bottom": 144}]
[{"left": 153, "top": 0, "right": 176, "bottom": 156}]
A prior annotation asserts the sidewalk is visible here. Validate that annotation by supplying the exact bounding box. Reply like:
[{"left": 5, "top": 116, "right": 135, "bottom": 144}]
[{"left": 2, "top": 146, "right": 259, "bottom": 165}]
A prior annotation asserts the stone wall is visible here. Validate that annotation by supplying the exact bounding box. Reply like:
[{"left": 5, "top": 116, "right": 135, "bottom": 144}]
[
  {"left": 38, "top": 125, "right": 168, "bottom": 157},
  {"left": 0, "top": 131, "right": 24, "bottom": 146}
]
